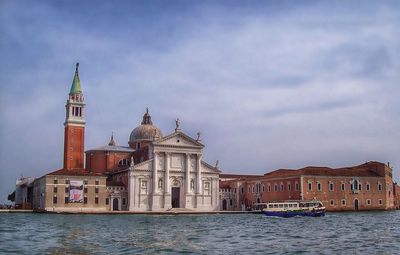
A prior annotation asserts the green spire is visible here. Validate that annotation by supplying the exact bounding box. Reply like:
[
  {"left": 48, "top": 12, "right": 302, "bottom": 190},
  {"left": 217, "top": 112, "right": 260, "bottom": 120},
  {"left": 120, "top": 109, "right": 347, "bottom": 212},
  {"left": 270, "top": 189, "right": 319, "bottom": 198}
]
[{"left": 70, "top": 62, "right": 82, "bottom": 94}]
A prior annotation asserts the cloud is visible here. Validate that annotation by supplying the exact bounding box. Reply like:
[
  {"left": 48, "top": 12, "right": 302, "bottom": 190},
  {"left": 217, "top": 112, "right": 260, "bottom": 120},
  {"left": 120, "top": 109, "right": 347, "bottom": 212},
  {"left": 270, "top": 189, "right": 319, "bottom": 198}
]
[{"left": 0, "top": 1, "right": 400, "bottom": 202}]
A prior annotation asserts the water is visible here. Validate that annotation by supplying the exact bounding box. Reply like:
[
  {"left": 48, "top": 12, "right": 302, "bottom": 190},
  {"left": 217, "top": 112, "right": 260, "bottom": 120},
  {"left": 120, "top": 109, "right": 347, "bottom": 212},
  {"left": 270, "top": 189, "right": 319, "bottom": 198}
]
[{"left": 0, "top": 211, "right": 399, "bottom": 254}]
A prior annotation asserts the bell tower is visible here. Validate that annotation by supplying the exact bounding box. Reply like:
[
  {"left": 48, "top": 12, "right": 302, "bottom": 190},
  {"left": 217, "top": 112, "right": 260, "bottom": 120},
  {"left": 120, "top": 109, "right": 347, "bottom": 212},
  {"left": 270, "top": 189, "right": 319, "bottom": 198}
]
[{"left": 63, "top": 63, "right": 85, "bottom": 170}]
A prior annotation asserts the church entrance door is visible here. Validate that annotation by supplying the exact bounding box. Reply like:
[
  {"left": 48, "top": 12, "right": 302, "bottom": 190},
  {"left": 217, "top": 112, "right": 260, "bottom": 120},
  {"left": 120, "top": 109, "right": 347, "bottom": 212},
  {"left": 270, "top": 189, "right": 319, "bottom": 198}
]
[
  {"left": 113, "top": 198, "right": 119, "bottom": 211},
  {"left": 171, "top": 187, "right": 180, "bottom": 208},
  {"left": 222, "top": 199, "right": 227, "bottom": 210}
]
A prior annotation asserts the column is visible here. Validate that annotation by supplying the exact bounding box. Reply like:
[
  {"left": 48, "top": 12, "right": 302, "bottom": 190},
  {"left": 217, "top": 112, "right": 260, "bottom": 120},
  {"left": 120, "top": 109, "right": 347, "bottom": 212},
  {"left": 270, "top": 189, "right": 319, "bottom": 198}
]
[
  {"left": 128, "top": 170, "right": 135, "bottom": 211},
  {"left": 164, "top": 152, "right": 170, "bottom": 193},
  {"left": 196, "top": 154, "right": 202, "bottom": 208},
  {"left": 153, "top": 152, "right": 158, "bottom": 194},
  {"left": 185, "top": 153, "right": 190, "bottom": 194},
  {"left": 152, "top": 152, "right": 160, "bottom": 210},
  {"left": 164, "top": 152, "right": 171, "bottom": 209},
  {"left": 196, "top": 154, "right": 202, "bottom": 194}
]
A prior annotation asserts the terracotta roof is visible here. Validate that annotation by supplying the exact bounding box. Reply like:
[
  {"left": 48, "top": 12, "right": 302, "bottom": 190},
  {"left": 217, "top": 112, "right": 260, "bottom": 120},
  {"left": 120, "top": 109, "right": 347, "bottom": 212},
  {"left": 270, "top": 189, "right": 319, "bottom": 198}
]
[
  {"left": 264, "top": 162, "right": 385, "bottom": 178},
  {"left": 46, "top": 169, "right": 106, "bottom": 177},
  {"left": 220, "top": 173, "right": 263, "bottom": 179},
  {"left": 219, "top": 183, "right": 232, "bottom": 189},
  {"left": 106, "top": 180, "right": 125, "bottom": 187}
]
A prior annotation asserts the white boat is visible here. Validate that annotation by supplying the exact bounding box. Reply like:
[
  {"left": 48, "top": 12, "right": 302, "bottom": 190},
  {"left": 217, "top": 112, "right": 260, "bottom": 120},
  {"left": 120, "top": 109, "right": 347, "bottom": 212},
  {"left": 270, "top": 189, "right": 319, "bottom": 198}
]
[{"left": 262, "top": 200, "right": 325, "bottom": 217}]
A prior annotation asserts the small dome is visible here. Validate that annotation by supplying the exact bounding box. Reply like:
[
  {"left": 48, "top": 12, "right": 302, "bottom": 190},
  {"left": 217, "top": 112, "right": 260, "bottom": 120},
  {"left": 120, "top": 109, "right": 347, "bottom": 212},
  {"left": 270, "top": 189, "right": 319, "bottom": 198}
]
[{"left": 129, "top": 108, "right": 163, "bottom": 143}]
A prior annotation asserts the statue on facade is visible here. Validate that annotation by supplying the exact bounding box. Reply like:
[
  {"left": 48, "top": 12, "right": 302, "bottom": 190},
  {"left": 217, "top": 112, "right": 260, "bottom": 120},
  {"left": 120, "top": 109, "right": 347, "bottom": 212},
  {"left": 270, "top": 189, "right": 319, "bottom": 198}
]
[
  {"left": 130, "top": 156, "right": 134, "bottom": 167},
  {"left": 175, "top": 118, "right": 181, "bottom": 132},
  {"left": 196, "top": 131, "right": 201, "bottom": 142},
  {"left": 215, "top": 160, "right": 219, "bottom": 169}
]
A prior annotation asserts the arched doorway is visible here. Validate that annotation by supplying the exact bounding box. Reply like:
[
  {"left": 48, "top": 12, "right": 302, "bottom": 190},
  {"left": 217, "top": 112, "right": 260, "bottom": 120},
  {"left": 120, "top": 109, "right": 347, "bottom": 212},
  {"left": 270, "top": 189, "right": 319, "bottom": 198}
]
[
  {"left": 354, "top": 199, "right": 359, "bottom": 211},
  {"left": 113, "top": 198, "right": 119, "bottom": 211},
  {"left": 222, "top": 199, "right": 227, "bottom": 210}
]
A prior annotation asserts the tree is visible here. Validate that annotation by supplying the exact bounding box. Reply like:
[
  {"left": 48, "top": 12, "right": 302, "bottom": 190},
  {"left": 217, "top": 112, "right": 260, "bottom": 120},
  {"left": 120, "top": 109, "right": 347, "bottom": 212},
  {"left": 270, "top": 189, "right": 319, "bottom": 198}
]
[{"left": 8, "top": 191, "right": 15, "bottom": 202}]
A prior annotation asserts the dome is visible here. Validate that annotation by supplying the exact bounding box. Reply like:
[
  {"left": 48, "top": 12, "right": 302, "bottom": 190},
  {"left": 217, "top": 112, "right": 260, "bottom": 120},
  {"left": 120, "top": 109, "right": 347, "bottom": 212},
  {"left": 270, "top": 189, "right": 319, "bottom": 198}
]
[{"left": 129, "top": 108, "right": 163, "bottom": 143}]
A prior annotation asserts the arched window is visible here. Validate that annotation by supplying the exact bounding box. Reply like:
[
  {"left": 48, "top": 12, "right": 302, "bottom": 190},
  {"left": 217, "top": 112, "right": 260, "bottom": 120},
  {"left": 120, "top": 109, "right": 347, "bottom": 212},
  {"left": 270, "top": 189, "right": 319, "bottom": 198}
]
[
  {"left": 118, "top": 159, "right": 130, "bottom": 167},
  {"left": 158, "top": 178, "right": 163, "bottom": 189}
]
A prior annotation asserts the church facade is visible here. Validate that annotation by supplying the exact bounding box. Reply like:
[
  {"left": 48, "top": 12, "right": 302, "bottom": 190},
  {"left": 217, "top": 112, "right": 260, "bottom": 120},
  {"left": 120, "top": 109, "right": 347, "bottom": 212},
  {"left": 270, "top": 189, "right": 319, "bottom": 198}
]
[{"left": 32, "top": 64, "right": 220, "bottom": 212}]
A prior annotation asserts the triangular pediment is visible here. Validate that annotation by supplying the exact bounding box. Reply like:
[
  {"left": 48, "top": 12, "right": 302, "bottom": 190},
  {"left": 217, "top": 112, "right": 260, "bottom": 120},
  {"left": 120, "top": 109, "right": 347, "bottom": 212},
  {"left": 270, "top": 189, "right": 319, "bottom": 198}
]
[
  {"left": 154, "top": 131, "right": 204, "bottom": 148},
  {"left": 202, "top": 161, "right": 221, "bottom": 174},
  {"left": 133, "top": 159, "right": 153, "bottom": 171}
]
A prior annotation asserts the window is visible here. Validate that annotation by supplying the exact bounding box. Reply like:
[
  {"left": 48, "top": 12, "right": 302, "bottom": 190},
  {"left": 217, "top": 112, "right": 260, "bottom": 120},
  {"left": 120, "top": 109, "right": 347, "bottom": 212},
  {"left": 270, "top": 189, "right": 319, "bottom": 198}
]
[
  {"left": 118, "top": 159, "right": 130, "bottom": 167},
  {"left": 341, "top": 199, "right": 346, "bottom": 206},
  {"left": 230, "top": 199, "right": 233, "bottom": 206},
  {"left": 262, "top": 185, "right": 265, "bottom": 192},
  {"left": 366, "top": 199, "right": 371, "bottom": 205},
  {"left": 295, "top": 182, "right": 299, "bottom": 191},
  {"left": 136, "top": 143, "right": 141, "bottom": 150},
  {"left": 378, "top": 199, "right": 382, "bottom": 205},
  {"left": 158, "top": 178, "right": 163, "bottom": 190},
  {"left": 141, "top": 180, "right": 148, "bottom": 194},
  {"left": 122, "top": 198, "right": 126, "bottom": 205},
  {"left": 358, "top": 183, "right": 362, "bottom": 191},
  {"left": 366, "top": 183, "right": 370, "bottom": 191},
  {"left": 378, "top": 183, "right": 382, "bottom": 191},
  {"left": 330, "top": 200, "right": 334, "bottom": 206},
  {"left": 53, "top": 196, "right": 57, "bottom": 204},
  {"left": 65, "top": 187, "right": 69, "bottom": 193},
  {"left": 95, "top": 180, "right": 99, "bottom": 186},
  {"left": 106, "top": 198, "right": 109, "bottom": 205},
  {"left": 352, "top": 180, "right": 359, "bottom": 191},
  {"left": 268, "top": 184, "right": 271, "bottom": 192},
  {"left": 53, "top": 179, "right": 58, "bottom": 184},
  {"left": 204, "top": 182, "right": 210, "bottom": 195},
  {"left": 64, "top": 197, "right": 69, "bottom": 203},
  {"left": 84, "top": 187, "right": 88, "bottom": 193},
  {"left": 308, "top": 182, "right": 312, "bottom": 191},
  {"left": 65, "top": 180, "right": 70, "bottom": 185},
  {"left": 95, "top": 187, "right": 99, "bottom": 194},
  {"left": 329, "top": 182, "right": 334, "bottom": 191},
  {"left": 190, "top": 179, "right": 195, "bottom": 190},
  {"left": 274, "top": 184, "right": 278, "bottom": 192},
  {"left": 95, "top": 197, "right": 99, "bottom": 204},
  {"left": 241, "top": 187, "right": 244, "bottom": 193},
  {"left": 84, "top": 197, "right": 88, "bottom": 204},
  {"left": 317, "top": 182, "right": 321, "bottom": 191},
  {"left": 84, "top": 180, "right": 88, "bottom": 185},
  {"left": 280, "top": 183, "right": 284, "bottom": 192},
  {"left": 288, "top": 183, "right": 291, "bottom": 192},
  {"left": 53, "top": 187, "right": 58, "bottom": 193},
  {"left": 341, "top": 182, "right": 345, "bottom": 191},
  {"left": 248, "top": 187, "right": 251, "bottom": 193}
]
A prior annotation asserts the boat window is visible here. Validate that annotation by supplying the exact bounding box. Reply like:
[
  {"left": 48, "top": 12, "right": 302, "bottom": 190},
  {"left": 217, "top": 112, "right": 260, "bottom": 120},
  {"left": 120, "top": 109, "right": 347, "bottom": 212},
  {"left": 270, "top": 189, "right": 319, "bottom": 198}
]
[
  {"left": 269, "top": 204, "right": 273, "bottom": 208},
  {"left": 284, "top": 204, "right": 288, "bottom": 208},
  {"left": 279, "top": 204, "right": 283, "bottom": 208},
  {"left": 288, "top": 204, "right": 293, "bottom": 208},
  {"left": 274, "top": 204, "right": 278, "bottom": 208}
]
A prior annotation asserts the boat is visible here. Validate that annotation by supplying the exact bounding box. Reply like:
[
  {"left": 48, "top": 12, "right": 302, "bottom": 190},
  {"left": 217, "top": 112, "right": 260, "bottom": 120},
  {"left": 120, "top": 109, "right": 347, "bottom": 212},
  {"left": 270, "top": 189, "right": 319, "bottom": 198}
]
[{"left": 262, "top": 200, "right": 325, "bottom": 217}]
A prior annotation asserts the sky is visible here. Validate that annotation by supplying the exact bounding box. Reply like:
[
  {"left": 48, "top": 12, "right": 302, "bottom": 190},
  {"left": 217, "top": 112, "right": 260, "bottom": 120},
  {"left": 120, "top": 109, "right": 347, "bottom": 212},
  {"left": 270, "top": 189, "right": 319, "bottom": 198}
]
[{"left": 0, "top": 0, "right": 399, "bottom": 203}]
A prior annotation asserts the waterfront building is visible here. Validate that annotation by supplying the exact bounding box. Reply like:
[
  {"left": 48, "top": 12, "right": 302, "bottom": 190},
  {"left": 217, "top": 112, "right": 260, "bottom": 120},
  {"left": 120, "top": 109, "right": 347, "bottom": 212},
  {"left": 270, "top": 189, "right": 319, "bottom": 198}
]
[
  {"left": 32, "top": 64, "right": 220, "bottom": 212},
  {"left": 15, "top": 176, "right": 35, "bottom": 209},
  {"left": 220, "top": 161, "right": 398, "bottom": 211},
  {"left": 27, "top": 64, "right": 398, "bottom": 213}
]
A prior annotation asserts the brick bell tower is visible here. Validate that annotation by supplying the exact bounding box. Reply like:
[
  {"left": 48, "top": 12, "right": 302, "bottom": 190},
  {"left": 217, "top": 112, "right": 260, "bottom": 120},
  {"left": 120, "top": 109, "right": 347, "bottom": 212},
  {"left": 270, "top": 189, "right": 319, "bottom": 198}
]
[{"left": 63, "top": 63, "right": 85, "bottom": 170}]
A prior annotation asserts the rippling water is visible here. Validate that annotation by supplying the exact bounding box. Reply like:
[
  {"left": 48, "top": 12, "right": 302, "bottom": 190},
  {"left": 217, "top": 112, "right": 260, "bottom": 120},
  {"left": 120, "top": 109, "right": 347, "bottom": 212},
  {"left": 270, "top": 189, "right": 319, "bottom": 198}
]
[{"left": 1, "top": 211, "right": 399, "bottom": 254}]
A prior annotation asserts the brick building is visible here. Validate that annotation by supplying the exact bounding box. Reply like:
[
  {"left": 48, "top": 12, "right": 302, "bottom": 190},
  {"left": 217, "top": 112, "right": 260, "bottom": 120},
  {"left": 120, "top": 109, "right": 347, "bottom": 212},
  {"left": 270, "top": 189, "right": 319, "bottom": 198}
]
[{"left": 220, "top": 161, "right": 398, "bottom": 212}]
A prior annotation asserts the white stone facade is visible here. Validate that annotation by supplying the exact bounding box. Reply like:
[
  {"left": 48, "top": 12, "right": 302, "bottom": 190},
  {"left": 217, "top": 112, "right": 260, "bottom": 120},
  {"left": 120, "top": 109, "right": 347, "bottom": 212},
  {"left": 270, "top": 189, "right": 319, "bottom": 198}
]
[{"left": 128, "top": 131, "right": 220, "bottom": 211}]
